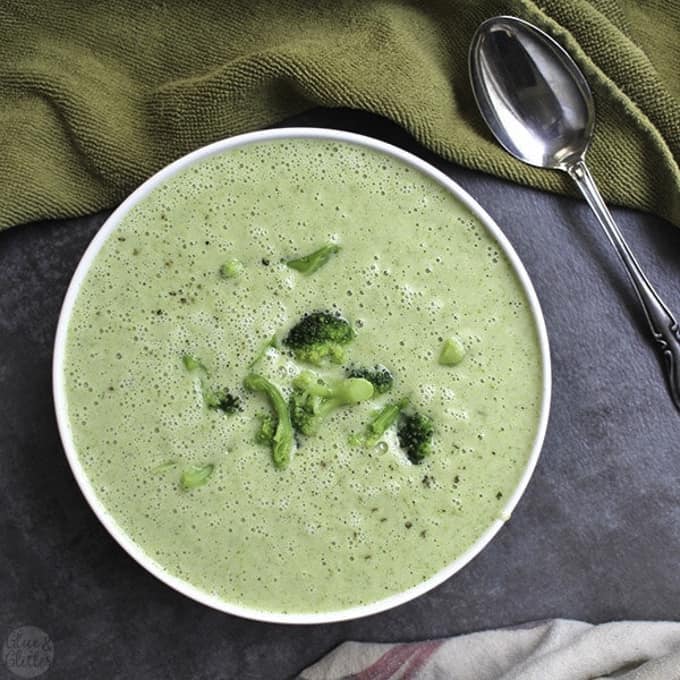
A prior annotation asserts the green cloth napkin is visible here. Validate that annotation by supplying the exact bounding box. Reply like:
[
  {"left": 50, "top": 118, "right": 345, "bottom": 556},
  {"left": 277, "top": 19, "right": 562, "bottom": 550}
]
[{"left": 1, "top": 0, "right": 678, "bottom": 230}]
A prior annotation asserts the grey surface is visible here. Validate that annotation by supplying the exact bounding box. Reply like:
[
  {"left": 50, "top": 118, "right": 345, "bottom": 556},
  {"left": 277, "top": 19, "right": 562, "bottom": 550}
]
[{"left": 1, "top": 110, "right": 679, "bottom": 680}]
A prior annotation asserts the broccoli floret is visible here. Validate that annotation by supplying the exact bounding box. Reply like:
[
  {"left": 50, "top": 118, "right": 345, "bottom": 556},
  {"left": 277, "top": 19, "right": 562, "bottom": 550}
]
[
  {"left": 243, "top": 373, "right": 294, "bottom": 469},
  {"left": 397, "top": 411, "right": 434, "bottom": 464},
  {"left": 353, "top": 397, "right": 409, "bottom": 447},
  {"left": 289, "top": 370, "right": 374, "bottom": 436},
  {"left": 286, "top": 244, "right": 340, "bottom": 275},
  {"left": 204, "top": 389, "right": 242, "bottom": 414},
  {"left": 346, "top": 364, "right": 394, "bottom": 394},
  {"left": 182, "top": 354, "right": 241, "bottom": 414},
  {"left": 255, "top": 413, "right": 276, "bottom": 445},
  {"left": 283, "top": 311, "right": 355, "bottom": 366}
]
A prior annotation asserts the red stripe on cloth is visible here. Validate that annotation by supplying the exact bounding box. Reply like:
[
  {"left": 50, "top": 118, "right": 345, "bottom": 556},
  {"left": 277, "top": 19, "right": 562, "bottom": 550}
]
[
  {"left": 400, "top": 640, "right": 444, "bottom": 679},
  {"left": 353, "top": 643, "right": 419, "bottom": 680}
]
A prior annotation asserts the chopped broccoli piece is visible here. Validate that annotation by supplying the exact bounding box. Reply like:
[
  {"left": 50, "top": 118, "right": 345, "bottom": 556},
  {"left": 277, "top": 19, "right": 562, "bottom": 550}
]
[
  {"left": 283, "top": 311, "right": 355, "bottom": 366},
  {"left": 398, "top": 411, "right": 434, "bottom": 464},
  {"left": 204, "top": 389, "right": 242, "bottom": 414},
  {"left": 182, "top": 353, "right": 241, "bottom": 414},
  {"left": 180, "top": 463, "right": 214, "bottom": 490},
  {"left": 439, "top": 337, "right": 466, "bottom": 366},
  {"left": 182, "top": 354, "right": 208, "bottom": 375},
  {"left": 151, "top": 461, "right": 178, "bottom": 474},
  {"left": 286, "top": 244, "right": 340, "bottom": 275},
  {"left": 243, "top": 373, "right": 294, "bottom": 469},
  {"left": 219, "top": 258, "right": 244, "bottom": 279},
  {"left": 289, "top": 370, "right": 374, "bottom": 436},
  {"left": 353, "top": 397, "right": 409, "bottom": 447},
  {"left": 248, "top": 334, "right": 278, "bottom": 370},
  {"left": 346, "top": 364, "right": 394, "bottom": 394},
  {"left": 255, "top": 413, "right": 276, "bottom": 445}
]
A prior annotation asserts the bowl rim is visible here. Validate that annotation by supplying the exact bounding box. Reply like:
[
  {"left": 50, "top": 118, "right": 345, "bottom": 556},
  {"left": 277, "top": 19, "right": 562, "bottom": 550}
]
[{"left": 52, "top": 126, "right": 552, "bottom": 625}]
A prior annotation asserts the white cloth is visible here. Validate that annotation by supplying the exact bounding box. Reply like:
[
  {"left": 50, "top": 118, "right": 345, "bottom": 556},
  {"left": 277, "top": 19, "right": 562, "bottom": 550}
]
[{"left": 298, "top": 619, "right": 680, "bottom": 680}]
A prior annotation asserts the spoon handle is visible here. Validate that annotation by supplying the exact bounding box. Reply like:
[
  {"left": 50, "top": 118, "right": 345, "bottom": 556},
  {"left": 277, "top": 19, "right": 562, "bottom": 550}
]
[{"left": 567, "top": 158, "right": 680, "bottom": 409}]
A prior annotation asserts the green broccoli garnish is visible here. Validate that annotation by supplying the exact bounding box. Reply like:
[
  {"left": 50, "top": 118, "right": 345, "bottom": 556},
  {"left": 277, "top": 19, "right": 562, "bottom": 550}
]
[
  {"left": 286, "top": 244, "right": 340, "bottom": 275},
  {"left": 248, "top": 334, "right": 278, "bottom": 370},
  {"left": 243, "top": 373, "right": 294, "bottom": 469},
  {"left": 283, "top": 311, "right": 355, "bottom": 366},
  {"left": 182, "top": 354, "right": 241, "bottom": 413},
  {"left": 289, "top": 370, "right": 374, "bottom": 436},
  {"left": 397, "top": 410, "right": 434, "bottom": 464},
  {"left": 346, "top": 365, "right": 394, "bottom": 394},
  {"left": 182, "top": 354, "right": 208, "bottom": 375},
  {"left": 255, "top": 413, "right": 276, "bottom": 445},
  {"left": 204, "top": 389, "right": 242, "bottom": 414},
  {"left": 439, "top": 337, "right": 466, "bottom": 366},
  {"left": 352, "top": 397, "right": 409, "bottom": 447},
  {"left": 219, "top": 258, "right": 244, "bottom": 279},
  {"left": 180, "top": 463, "right": 215, "bottom": 490},
  {"left": 151, "top": 460, "right": 178, "bottom": 474}
]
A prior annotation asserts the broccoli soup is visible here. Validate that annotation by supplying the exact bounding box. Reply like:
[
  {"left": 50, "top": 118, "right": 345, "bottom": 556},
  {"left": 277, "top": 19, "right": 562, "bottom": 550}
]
[{"left": 63, "top": 135, "right": 544, "bottom": 616}]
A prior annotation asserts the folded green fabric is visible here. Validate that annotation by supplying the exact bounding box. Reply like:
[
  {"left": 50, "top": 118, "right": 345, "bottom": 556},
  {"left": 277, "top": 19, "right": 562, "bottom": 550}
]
[{"left": 1, "top": 0, "right": 678, "bottom": 230}]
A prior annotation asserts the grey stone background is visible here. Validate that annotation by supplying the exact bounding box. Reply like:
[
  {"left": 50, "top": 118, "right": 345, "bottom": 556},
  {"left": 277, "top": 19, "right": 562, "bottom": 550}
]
[{"left": 1, "top": 110, "right": 679, "bottom": 679}]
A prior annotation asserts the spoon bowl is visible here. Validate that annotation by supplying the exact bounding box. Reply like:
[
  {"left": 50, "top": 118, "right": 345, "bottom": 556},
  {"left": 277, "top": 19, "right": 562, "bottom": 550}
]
[{"left": 469, "top": 16, "right": 594, "bottom": 170}]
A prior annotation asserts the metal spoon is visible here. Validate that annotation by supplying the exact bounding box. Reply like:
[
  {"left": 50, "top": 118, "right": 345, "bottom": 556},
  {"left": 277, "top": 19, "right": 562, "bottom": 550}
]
[{"left": 469, "top": 15, "right": 680, "bottom": 409}]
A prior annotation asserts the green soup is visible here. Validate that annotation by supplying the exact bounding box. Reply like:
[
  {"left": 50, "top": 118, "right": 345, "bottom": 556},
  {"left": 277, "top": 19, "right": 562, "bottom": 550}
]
[{"left": 64, "top": 137, "right": 544, "bottom": 615}]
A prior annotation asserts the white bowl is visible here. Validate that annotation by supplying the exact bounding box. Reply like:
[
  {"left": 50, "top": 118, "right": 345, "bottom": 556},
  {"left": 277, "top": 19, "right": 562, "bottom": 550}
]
[{"left": 53, "top": 127, "right": 551, "bottom": 624}]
